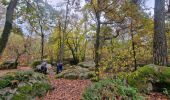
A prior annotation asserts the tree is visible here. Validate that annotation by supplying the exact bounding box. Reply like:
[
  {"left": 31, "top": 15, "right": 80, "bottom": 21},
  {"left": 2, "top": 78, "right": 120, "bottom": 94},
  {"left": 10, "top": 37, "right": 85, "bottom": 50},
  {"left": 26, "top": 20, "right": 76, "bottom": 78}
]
[
  {"left": 59, "top": 0, "right": 69, "bottom": 63},
  {"left": 21, "top": 0, "right": 56, "bottom": 61},
  {"left": 0, "top": 0, "right": 18, "bottom": 56},
  {"left": 3, "top": 33, "right": 27, "bottom": 67},
  {"left": 85, "top": 0, "right": 128, "bottom": 79},
  {"left": 153, "top": 0, "right": 168, "bottom": 66}
]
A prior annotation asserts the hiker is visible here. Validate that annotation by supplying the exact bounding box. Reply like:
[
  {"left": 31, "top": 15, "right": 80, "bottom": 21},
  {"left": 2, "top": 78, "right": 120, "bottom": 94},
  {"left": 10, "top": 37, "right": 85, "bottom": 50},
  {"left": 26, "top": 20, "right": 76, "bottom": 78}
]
[
  {"left": 41, "top": 61, "right": 47, "bottom": 74},
  {"left": 56, "top": 62, "right": 63, "bottom": 74}
]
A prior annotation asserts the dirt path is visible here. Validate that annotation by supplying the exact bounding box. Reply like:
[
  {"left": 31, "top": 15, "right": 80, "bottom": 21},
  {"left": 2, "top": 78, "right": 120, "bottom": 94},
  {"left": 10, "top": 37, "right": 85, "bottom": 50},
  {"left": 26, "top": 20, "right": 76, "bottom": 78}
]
[{"left": 43, "top": 68, "right": 91, "bottom": 100}]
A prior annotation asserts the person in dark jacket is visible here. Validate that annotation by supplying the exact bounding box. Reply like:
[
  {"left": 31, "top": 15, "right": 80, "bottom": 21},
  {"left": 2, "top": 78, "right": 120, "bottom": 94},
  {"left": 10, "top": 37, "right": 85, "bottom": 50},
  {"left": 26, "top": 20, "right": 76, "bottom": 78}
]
[
  {"left": 41, "top": 61, "right": 47, "bottom": 74},
  {"left": 56, "top": 62, "right": 63, "bottom": 74}
]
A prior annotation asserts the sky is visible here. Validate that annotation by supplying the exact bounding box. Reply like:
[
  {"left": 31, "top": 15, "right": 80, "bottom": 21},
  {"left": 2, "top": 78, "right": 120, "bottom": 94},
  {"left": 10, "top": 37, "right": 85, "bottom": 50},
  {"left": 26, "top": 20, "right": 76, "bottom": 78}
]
[
  {"left": 47, "top": 0, "right": 155, "bottom": 14},
  {"left": 146, "top": 0, "right": 154, "bottom": 8},
  {"left": 145, "top": 0, "right": 154, "bottom": 15},
  {"left": 0, "top": 0, "right": 156, "bottom": 33}
]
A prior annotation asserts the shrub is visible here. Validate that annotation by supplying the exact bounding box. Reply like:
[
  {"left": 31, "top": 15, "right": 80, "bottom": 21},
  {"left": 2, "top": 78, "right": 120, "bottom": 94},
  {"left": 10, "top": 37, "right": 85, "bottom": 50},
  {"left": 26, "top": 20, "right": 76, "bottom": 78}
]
[{"left": 83, "top": 78, "right": 143, "bottom": 100}]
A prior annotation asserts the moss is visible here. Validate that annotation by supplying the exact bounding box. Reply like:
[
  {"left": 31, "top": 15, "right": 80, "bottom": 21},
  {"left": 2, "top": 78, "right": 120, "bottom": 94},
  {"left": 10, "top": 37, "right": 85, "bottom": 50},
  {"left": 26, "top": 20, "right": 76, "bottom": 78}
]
[
  {"left": 56, "top": 73, "right": 64, "bottom": 78},
  {"left": 128, "top": 65, "right": 156, "bottom": 88},
  {"left": 83, "top": 78, "right": 143, "bottom": 100},
  {"left": 3, "top": 74, "right": 15, "bottom": 81},
  {"left": 12, "top": 93, "right": 29, "bottom": 100},
  {"left": 0, "top": 79, "right": 11, "bottom": 89},
  {"left": 158, "top": 67, "right": 170, "bottom": 82},
  {"left": 30, "top": 60, "right": 41, "bottom": 69},
  {"left": 32, "top": 82, "right": 52, "bottom": 97},
  {"left": 64, "top": 73, "right": 79, "bottom": 79},
  {"left": 125, "top": 64, "right": 170, "bottom": 93},
  {"left": 56, "top": 67, "right": 93, "bottom": 79},
  {"left": 87, "top": 71, "right": 96, "bottom": 79},
  {"left": 0, "top": 70, "right": 52, "bottom": 99},
  {"left": 18, "top": 85, "right": 32, "bottom": 94}
]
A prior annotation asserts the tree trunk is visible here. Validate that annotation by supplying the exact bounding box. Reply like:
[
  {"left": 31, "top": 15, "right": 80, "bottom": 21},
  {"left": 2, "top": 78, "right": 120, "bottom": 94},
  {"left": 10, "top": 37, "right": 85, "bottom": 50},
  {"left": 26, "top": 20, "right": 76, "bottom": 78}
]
[
  {"left": 40, "top": 33, "right": 44, "bottom": 61},
  {"left": 0, "top": 0, "right": 18, "bottom": 56},
  {"left": 132, "top": 0, "right": 138, "bottom": 4},
  {"left": 168, "top": 0, "right": 170, "bottom": 12},
  {"left": 38, "top": 16, "right": 44, "bottom": 61},
  {"left": 153, "top": 0, "right": 168, "bottom": 66},
  {"left": 130, "top": 20, "right": 137, "bottom": 71},
  {"left": 95, "top": 12, "right": 101, "bottom": 80},
  {"left": 59, "top": 0, "right": 69, "bottom": 63}
]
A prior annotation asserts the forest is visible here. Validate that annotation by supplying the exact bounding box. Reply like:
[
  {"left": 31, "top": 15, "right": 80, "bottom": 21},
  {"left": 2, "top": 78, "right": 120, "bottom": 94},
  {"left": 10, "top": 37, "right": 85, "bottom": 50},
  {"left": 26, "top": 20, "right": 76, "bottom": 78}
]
[{"left": 0, "top": 0, "right": 170, "bottom": 100}]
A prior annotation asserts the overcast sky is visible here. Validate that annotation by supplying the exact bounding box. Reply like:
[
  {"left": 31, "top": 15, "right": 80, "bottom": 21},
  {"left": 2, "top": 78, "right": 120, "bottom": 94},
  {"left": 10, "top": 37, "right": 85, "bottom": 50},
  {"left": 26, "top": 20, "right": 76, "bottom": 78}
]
[
  {"left": 146, "top": 0, "right": 154, "bottom": 15},
  {"left": 47, "top": 0, "right": 155, "bottom": 14}
]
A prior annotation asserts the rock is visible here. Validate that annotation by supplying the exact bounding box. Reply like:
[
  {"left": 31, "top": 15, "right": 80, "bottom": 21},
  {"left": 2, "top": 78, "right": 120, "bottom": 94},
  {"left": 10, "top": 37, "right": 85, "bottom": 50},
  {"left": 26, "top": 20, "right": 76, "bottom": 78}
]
[
  {"left": 46, "top": 64, "right": 52, "bottom": 68},
  {"left": 57, "top": 67, "right": 95, "bottom": 79},
  {"left": 0, "top": 60, "right": 18, "bottom": 70},
  {"left": 63, "top": 64, "right": 72, "bottom": 70},
  {"left": 35, "top": 65, "right": 41, "bottom": 72},
  {"left": 64, "top": 73, "right": 79, "bottom": 79},
  {"left": 78, "top": 61, "right": 95, "bottom": 71},
  {"left": 18, "top": 82, "right": 26, "bottom": 88},
  {"left": 79, "top": 73, "right": 89, "bottom": 79},
  {"left": 6, "top": 94, "right": 14, "bottom": 100},
  {"left": 147, "top": 82, "right": 153, "bottom": 93},
  {"left": 126, "top": 64, "right": 170, "bottom": 93},
  {"left": 29, "top": 78, "right": 38, "bottom": 84},
  {"left": 35, "top": 63, "right": 50, "bottom": 74},
  {"left": 0, "top": 87, "right": 11, "bottom": 95},
  {"left": 9, "top": 88, "right": 17, "bottom": 94}
]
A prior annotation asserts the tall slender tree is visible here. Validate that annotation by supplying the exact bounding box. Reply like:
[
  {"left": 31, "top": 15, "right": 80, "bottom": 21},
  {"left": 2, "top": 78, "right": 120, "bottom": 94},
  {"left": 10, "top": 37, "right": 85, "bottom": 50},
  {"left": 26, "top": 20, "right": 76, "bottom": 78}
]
[
  {"left": 153, "top": 0, "right": 168, "bottom": 66},
  {"left": 0, "top": 0, "right": 18, "bottom": 56}
]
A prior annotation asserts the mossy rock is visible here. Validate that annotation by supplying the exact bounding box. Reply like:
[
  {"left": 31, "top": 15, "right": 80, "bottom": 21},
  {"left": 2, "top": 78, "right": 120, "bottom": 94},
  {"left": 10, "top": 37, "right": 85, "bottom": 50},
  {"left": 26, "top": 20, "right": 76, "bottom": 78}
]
[
  {"left": 83, "top": 78, "right": 143, "bottom": 100},
  {"left": 12, "top": 93, "right": 31, "bottom": 100},
  {"left": 125, "top": 64, "right": 170, "bottom": 93},
  {"left": 0, "top": 60, "right": 18, "bottom": 70},
  {"left": 64, "top": 73, "right": 79, "bottom": 79},
  {"left": 30, "top": 60, "right": 41, "bottom": 69},
  {"left": 18, "top": 85, "right": 32, "bottom": 94},
  {"left": 78, "top": 61, "right": 95, "bottom": 71},
  {"left": 0, "top": 79, "right": 11, "bottom": 89},
  {"left": 0, "top": 70, "right": 52, "bottom": 99},
  {"left": 56, "top": 67, "right": 95, "bottom": 79},
  {"left": 32, "top": 82, "right": 52, "bottom": 97}
]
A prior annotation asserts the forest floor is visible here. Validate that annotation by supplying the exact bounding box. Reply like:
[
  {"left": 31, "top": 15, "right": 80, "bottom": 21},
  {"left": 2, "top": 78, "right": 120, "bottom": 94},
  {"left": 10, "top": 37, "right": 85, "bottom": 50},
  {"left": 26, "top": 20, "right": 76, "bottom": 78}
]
[
  {"left": 146, "top": 92, "right": 169, "bottom": 100},
  {"left": 42, "top": 68, "right": 91, "bottom": 100},
  {"left": 0, "top": 66, "right": 168, "bottom": 100},
  {"left": 43, "top": 68, "right": 169, "bottom": 100}
]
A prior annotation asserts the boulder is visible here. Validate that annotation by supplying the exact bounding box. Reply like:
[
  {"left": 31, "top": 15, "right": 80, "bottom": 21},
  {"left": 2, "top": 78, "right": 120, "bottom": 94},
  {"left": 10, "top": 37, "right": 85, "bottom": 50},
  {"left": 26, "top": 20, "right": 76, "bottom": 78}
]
[
  {"left": 78, "top": 61, "right": 95, "bottom": 71},
  {"left": 64, "top": 73, "right": 79, "bottom": 79},
  {"left": 126, "top": 64, "right": 170, "bottom": 93},
  {"left": 34, "top": 63, "right": 52, "bottom": 74},
  {"left": 0, "top": 70, "right": 51, "bottom": 99},
  {"left": 0, "top": 60, "right": 18, "bottom": 70},
  {"left": 56, "top": 67, "right": 96, "bottom": 79},
  {"left": 0, "top": 87, "right": 11, "bottom": 95}
]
